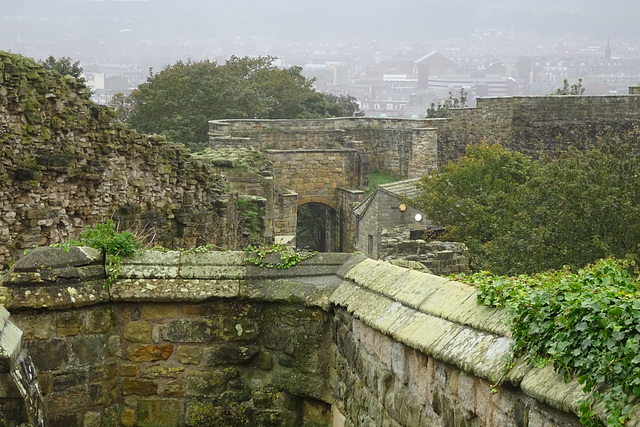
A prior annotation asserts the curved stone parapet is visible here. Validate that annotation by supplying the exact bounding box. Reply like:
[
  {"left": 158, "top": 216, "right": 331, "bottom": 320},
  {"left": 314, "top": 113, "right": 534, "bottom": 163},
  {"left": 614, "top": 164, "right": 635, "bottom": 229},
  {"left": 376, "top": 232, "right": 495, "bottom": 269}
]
[{"left": 332, "top": 255, "right": 640, "bottom": 426}]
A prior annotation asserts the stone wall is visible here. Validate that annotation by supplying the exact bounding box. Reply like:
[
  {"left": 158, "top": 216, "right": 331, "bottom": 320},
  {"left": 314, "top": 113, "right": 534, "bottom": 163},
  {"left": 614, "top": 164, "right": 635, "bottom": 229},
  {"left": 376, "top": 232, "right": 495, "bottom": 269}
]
[
  {"left": 265, "top": 149, "right": 362, "bottom": 203},
  {"left": 0, "top": 52, "right": 242, "bottom": 269},
  {"left": 2, "top": 248, "right": 640, "bottom": 426},
  {"left": 209, "top": 118, "right": 438, "bottom": 179},
  {"left": 438, "top": 95, "right": 640, "bottom": 164},
  {"left": 330, "top": 257, "right": 638, "bottom": 426},
  {"left": 1, "top": 247, "right": 349, "bottom": 426},
  {"left": 211, "top": 95, "right": 640, "bottom": 177},
  {"left": 380, "top": 227, "right": 469, "bottom": 276}
]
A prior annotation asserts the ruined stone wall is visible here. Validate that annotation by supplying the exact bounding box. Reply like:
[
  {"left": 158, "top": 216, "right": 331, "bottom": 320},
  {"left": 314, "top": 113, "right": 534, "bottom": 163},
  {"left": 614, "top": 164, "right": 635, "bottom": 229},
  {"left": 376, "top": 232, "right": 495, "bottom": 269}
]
[
  {"left": 1, "top": 247, "right": 348, "bottom": 427},
  {"left": 0, "top": 52, "right": 240, "bottom": 268},
  {"left": 380, "top": 227, "right": 469, "bottom": 276},
  {"left": 210, "top": 118, "right": 437, "bottom": 179}
]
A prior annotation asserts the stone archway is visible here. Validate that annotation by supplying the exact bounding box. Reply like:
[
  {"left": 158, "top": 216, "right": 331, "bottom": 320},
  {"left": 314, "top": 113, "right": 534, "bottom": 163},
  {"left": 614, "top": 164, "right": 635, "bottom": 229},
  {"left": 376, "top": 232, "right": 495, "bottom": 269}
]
[{"left": 295, "top": 202, "right": 338, "bottom": 252}]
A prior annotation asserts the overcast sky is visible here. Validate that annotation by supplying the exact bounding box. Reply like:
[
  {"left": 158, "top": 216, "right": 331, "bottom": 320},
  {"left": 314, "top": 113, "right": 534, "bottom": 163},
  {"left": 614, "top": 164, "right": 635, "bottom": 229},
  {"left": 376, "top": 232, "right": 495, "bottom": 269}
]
[{"left": 2, "top": 0, "right": 639, "bottom": 65}]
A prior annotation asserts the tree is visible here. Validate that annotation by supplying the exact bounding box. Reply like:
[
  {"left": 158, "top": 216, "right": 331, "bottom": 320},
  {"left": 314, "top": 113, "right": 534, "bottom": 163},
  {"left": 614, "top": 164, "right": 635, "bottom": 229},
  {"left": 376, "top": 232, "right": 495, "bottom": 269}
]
[
  {"left": 117, "top": 56, "right": 362, "bottom": 149},
  {"left": 412, "top": 136, "right": 640, "bottom": 275},
  {"left": 40, "top": 55, "right": 85, "bottom": 82},
  {"left": 413, "top": 143, "right": 534, "bottom": 271},
  {"left": 552, "top": 78, "right": 585, "bottom": 95},
  {"left": 426, "top": 88, "right": 468, "bottom": 118}
]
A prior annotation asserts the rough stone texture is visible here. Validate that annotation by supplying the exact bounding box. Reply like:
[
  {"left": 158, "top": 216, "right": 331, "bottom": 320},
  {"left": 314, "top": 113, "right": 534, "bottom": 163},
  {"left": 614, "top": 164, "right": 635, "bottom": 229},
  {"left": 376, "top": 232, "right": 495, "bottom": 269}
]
[
  {"left": 0, "top": 304, "right": 47, "bottom": 426},
  {"left": 437, "top": 95, "right": 640, "bottom": 166},
  {"left": 380, "top": 228, "right": 469, "bottom": 276},
  {"left": 2, "top": 248, "right": 638, "bottom": 426},
  {"left": 0, "top": 52, "right": 242, "bottom": 269}
]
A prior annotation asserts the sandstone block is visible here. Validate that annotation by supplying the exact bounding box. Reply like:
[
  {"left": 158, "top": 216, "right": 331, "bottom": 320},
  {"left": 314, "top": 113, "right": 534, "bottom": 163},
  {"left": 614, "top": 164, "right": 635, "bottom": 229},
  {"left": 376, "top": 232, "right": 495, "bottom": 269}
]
[
  {"left": 136, "top": 399, "right": 181, "bottom": 426},
  {"left": 71, "top": 336, "right": 106, "bottom": 366},
  {"left": 121, "top": 378, "right": 157, "bottom": 396},
  {"left": 163, "top": 319, "right": 218, "bottom": 343},
  {"left": 141, "top": 304, "right": 179, "bottom": 320},
  {"left": 123, "top": 321, "right": 151, "bottom": 343},
  {"left": 125, "top": 344, "right": 173, "bottom": 362},
  {"left": 175, "top": 345, "right": 202, "bottom": 365},
  {"left": 202, "top": 343, "right": 259, "bottom": 366},
  {"left": 120, "top": 409, "right": 135, "bottom": 427}
]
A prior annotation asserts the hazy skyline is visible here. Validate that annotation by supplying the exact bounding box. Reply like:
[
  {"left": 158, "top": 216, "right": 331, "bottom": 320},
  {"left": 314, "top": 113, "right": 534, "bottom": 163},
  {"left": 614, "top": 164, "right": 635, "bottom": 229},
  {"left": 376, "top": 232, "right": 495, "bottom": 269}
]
[{"left": 2, "top": 0, "right": 639, "bottom": 67}]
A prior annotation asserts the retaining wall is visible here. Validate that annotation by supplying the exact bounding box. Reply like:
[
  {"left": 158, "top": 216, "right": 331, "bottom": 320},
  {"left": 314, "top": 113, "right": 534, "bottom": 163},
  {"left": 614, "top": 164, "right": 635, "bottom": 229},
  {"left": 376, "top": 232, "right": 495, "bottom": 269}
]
[{"left": 1, "top": 248, "right": 639, "bottom": 426}]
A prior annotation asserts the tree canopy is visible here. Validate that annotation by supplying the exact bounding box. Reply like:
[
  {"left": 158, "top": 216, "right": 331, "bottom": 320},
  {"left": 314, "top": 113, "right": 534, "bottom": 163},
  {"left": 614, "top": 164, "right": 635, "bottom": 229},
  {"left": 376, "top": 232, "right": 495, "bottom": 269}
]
[
  {"left": 40, "top": 55, "right": 85, "bottom": 82},
  {"left": 114, "top": 56, "right": 361, "bottom": 149},
  {"left": 412, "top": 136, "right": 640, "bottom": 275}
]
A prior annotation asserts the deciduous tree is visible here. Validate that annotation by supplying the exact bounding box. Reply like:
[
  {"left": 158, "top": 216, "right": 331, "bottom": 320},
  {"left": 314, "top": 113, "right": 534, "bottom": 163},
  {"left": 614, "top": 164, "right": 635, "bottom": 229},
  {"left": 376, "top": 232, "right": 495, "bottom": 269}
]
[{"left": 117, "top": 56, "right": 361, "bottom": 149}]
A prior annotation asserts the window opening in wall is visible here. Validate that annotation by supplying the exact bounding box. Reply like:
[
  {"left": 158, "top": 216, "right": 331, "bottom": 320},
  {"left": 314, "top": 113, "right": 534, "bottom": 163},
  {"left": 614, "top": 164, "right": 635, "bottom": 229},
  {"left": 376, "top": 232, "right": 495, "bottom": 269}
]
[{"left": 368, "top": 234, "right": 374, "bottom": 255}]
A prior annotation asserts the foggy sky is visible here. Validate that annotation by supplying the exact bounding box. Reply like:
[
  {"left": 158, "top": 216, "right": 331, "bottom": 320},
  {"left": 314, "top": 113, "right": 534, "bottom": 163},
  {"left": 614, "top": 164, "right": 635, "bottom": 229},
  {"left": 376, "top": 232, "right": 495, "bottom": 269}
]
[{"left": 2, "top": 0, "right": 639, "bottom": 65}]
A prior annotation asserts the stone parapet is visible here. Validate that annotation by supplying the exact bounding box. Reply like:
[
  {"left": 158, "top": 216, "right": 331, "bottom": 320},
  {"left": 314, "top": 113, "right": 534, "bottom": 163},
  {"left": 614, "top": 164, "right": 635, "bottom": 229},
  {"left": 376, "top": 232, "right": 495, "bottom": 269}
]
[
  {"left": 331, "top": 257, "right": 640, "bottom": 426},
  {"left": 2, "top": 248, "right": 639, "bottom": 426}
]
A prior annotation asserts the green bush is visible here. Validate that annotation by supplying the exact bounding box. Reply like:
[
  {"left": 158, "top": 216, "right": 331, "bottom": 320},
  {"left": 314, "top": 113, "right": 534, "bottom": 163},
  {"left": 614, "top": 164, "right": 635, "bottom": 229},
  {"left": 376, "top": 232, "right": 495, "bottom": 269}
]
[{"left": 79, "top": 220, "right": 139, "bottom": 259}]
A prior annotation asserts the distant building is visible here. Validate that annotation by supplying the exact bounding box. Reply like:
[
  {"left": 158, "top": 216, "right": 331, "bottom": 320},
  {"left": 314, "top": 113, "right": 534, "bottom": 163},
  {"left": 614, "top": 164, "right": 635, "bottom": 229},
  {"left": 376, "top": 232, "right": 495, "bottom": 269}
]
[{"left": 415, "top": 51, "right": 458, "bottom": 89}]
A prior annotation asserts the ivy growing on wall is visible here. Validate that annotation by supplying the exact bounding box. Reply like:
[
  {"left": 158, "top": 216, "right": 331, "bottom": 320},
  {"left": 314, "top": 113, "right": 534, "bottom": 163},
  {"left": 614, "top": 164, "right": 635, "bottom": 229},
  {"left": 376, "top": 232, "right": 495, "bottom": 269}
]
[{"left": 455, "top": 259, "right": 640, "bottom": 426}]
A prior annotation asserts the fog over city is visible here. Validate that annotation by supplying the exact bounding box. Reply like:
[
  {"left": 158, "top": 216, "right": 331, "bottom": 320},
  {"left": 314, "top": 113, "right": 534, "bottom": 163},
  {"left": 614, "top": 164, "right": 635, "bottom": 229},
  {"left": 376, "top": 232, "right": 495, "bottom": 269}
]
[
  {"left": 3, "top": 0, "right": 639, "bottom": 60},
  {"left": 3, "top": 0, "right": 640, "bottom": 111}
]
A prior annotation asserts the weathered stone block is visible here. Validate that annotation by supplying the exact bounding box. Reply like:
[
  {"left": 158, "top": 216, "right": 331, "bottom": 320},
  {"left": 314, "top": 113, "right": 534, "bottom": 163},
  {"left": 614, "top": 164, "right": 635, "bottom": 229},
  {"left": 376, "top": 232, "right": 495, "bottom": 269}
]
[
  {"left": 163, "top": 319, "right": 219, "bottom": 343},
  {"left": 141, "top": 366, "right": 184, "bottom": 379},
  {"left": 56, "top": 311, "right": 84, "bottom": 336},
  {"left": 136, "top": 398, "right": 181, "bottom": 426},
  {"left": 118, "top": 250, "right": 180, "bottom": 279},
  {"left": 165, "top": 381, "right": 184, "bottom": 397},
  {"left": 123, "top": 321, "right": 151, "bottom": 343},
  {"left": 110, "top": 279, "right": 240, "bottom": 302},
  {"left": 202, "top": 343, "right": 259, "bottom": 366},
  {"left": 120, "top": 364, "right": 138, "bottom": 377},
  {"left": 71, "top": 336, "right": 106, "bottom": 366},
  {"left": 184, "top": 368, "right": 239, "bottom": 398},
  {"left": 125, "top": 344, "right": 173, "bottom": 362},
  {"left": 25, "top": 338, "right": 66, "bottom": 371},
  {"left": 121, "top": 378, "right": 157, "bottom": 396},
  {"left": 120, "top": 409, "right": 135, "bottom": 427},
  {"left": 86, "top": 308, "right": 111, "bottom": 334},
  {"left": 107, "top": 335, "right": 121, "bottom": 357},
  {"left": 10, "top": 312, "right": 54, "bottom": 340},
  {"left": 140, "top": 304, "right": 180, "bottom": 320},
  {"left": 9, "top": 246, "right": 102, "bottom": 272},
  {"left": 175, "top": 345, "right": 202, "bottom": 365}
]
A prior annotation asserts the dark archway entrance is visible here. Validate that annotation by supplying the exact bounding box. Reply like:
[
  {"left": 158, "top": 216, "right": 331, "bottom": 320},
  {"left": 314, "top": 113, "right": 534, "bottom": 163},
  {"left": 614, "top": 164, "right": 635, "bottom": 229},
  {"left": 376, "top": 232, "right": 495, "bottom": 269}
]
[{"left": 296, "top": 203, "right": 337, "bottom": 252}]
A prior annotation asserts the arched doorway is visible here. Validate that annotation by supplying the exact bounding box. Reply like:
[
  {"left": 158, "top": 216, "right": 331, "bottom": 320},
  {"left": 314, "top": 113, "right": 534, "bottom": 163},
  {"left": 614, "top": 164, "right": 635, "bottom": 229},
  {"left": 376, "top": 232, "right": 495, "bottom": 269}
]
[{"left": 296, "top": 203, "right": 337, "bottom": 252}]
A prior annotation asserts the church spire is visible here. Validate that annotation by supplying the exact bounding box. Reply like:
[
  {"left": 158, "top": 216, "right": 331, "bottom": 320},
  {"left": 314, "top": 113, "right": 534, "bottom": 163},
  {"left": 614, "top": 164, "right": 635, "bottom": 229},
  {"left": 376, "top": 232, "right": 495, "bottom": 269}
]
[{"left": 605, "top": 38, "right": 612, "bottom": 60}]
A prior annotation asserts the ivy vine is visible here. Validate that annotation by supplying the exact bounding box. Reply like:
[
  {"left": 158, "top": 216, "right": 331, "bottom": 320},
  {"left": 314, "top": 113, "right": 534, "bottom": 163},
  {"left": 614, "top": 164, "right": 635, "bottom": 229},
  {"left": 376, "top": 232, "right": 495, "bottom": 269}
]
[
  {"left": 245, "top": 244, "right": 317, "bottom": 269},
  {"left": 455, "top": 258, "right": 640, "bottom": 427}
]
